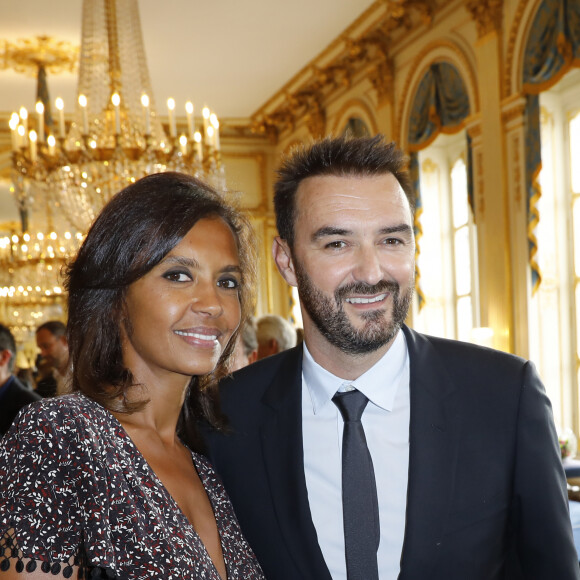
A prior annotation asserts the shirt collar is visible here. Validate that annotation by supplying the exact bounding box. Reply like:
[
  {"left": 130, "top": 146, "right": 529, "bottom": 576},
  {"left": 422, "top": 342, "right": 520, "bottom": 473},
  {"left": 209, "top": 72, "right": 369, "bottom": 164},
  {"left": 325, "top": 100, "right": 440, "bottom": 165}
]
[{"left": 302, "top": 330, "right": 408, "bottom": 414}]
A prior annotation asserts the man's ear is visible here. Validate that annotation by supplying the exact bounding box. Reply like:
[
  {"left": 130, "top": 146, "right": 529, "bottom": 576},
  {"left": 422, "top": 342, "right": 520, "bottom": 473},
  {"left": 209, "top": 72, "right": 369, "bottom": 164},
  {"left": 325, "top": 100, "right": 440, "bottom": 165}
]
[
  {"left": 272, "top": 237, "right": 297, "bottom": 287},
  {"left": 0, "top": 349, "right": 13, "bottom": 369}
]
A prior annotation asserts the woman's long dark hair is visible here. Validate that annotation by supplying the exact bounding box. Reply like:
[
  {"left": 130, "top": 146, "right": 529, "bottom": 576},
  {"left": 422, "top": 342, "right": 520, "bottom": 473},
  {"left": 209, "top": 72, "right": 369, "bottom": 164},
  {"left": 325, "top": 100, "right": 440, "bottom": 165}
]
[{"left": 64, "top": 172, "right": 257, "bottom": 431}]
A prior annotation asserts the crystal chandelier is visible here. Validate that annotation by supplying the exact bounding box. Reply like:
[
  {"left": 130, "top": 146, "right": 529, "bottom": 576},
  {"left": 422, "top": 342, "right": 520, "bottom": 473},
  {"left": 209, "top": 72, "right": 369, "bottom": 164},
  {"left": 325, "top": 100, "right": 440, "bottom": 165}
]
[{"left": 2, "top": 0, "right": 223, "bottom": 340}]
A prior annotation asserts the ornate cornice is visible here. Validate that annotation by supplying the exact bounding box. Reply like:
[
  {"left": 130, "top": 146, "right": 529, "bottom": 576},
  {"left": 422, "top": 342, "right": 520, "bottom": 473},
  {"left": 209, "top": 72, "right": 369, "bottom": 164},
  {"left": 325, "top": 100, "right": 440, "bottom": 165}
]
[
  {"left": 464, "top": 0, "right": 503, "bottom": 38},
  {"left": 251, "top": 0, "right": 435, "bottom": 142}
]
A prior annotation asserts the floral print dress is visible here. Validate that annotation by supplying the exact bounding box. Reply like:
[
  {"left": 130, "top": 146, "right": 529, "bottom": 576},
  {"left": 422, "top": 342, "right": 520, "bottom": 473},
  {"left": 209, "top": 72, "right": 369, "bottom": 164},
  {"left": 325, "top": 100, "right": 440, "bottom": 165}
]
[{"left": 0, "top": 393, "right": 264, "bottom": 579}]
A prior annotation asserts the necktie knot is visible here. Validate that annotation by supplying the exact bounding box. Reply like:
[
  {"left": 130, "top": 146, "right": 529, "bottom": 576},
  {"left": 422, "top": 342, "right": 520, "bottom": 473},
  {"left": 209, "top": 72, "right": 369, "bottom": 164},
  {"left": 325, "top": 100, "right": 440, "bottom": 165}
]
[{"left": 332, "top": 389, "right": 369, "bottom": 423}]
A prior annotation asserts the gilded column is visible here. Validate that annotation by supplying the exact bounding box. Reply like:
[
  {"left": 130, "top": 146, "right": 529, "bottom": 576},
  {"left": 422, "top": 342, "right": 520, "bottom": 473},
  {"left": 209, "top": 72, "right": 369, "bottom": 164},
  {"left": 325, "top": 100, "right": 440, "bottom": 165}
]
[{"left": 465, "top": 0, "right": 512, "bottom": 352}]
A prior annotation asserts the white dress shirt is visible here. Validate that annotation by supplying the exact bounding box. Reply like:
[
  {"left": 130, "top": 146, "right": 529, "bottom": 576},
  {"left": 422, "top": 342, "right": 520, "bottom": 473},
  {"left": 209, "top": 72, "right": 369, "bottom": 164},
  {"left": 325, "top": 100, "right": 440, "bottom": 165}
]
[{"left": 302, "top": 330, "right": 410, "bottom": 579}]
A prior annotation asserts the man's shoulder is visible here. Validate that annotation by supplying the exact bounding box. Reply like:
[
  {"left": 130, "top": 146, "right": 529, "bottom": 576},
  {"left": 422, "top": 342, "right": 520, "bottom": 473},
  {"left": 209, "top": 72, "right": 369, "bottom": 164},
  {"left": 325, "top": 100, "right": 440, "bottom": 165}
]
[
  {"left": 403, "top": 325, "right": 531, "bottom": 384},
  {"left": 6, "top": 375, "right": 42, "bottom": 403},
  {"left": 224, "top": 345, "right": 302, "bottom": 385}
]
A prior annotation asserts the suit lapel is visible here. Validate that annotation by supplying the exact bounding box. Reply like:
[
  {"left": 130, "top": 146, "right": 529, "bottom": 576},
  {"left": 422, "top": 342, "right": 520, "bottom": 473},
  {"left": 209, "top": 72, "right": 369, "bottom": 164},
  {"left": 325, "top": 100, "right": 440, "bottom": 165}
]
[
  {"left": 399, "top": 326, "right": 460, "bottom": 578},
  {"left": 260, "top": 346, "right": 333, "bottom": 580}
]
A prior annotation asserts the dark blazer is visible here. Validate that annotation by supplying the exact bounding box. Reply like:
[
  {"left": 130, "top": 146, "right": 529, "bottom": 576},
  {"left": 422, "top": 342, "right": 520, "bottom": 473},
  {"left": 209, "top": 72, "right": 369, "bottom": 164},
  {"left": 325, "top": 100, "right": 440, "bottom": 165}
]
[
  {"left": 0, "top": 375, "right": 41, "bottom": 436},
  {"left": 201, "top": 326, "right": 580, "bottom": 579}
]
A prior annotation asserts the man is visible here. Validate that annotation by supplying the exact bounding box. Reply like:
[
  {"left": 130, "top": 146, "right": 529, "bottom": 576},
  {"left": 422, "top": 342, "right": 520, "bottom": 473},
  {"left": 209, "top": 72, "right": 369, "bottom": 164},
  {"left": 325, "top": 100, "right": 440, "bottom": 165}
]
[
  {"left": 256, "top": 314, "right": 297, "bottom": 360},
  {"left": 230, "top": 316, "right": 259, "bottom": 371},
  {"left": 35, "top": 320, "right": 70, "bottom": 396},
  {"left": 201, "top": 135, "right": 579, "bottom": 579},
  {"left": 0, "top": 323, "right": 41, "bottom": 436}
]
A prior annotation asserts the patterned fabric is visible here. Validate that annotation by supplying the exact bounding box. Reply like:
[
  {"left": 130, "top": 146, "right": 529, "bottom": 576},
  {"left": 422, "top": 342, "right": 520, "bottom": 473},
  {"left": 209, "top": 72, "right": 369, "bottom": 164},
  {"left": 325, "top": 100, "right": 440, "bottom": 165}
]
[
  {"left": 523, "top": 0, "right": 580, "bottom": 94},
  {"left": 407, "top": 62, "right": 470, "bottom": 151},
  {"left": 524, "top": 94, "right": 543, "bottom": 294},
  {"left": 409, "top": 152, "right": 425, "bottom": 310},
  {"left": 0, "top": 394, "right": 264, "bottom": 580},
  {"left": 522, "top": 0, "right": 580, "bottom": 293}
]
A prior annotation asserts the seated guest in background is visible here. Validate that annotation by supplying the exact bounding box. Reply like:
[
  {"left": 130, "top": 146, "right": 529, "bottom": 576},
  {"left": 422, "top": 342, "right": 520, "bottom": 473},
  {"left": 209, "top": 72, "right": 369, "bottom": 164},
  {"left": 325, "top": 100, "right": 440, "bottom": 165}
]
[
  {"left": 231, "top": 316, "right": 258, "bottom": 371},
  {"left": 0, "top": 172, "right": 264, "bottom": 579},
  {"left": 0, "top": 324, "right": 41, "bottom": 437},
  {"left": 256, "top": 314, "right": 296, "bottom": 360},
  {"left": 201, "top": 135, "right": 579, "bottom": 579},
  {"left": 35, "top": 320, "right": 70, "bottom": 396}
]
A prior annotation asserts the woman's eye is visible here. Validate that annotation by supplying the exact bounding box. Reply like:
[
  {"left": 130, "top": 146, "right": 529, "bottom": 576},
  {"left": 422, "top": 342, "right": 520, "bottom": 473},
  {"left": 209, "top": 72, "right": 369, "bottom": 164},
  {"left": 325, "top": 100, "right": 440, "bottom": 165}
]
[
  {"left": 218, "top": 277, "right": 240, "bottom": 290},
  {"left": 163, "top": 270, "right": 192, "bottom": 282}
]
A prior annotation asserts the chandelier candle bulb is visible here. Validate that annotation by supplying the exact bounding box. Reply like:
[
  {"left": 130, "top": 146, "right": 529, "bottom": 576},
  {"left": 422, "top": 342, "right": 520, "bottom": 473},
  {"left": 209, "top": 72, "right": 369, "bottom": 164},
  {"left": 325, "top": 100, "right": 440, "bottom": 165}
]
[
  {"left": 111, "top": 93, "right": 121, "bottom": 135},
  {"left": 29, "top": 130, "right": 37, "bottom": 163},
  {"left": 185, "top": 101, "right": 194, "bottom": 139},
  {"left": 141, "top": 94, "right": 151, "bottom": 135},
  {"left": 35, "top": 102, "right": 45, "bottom": 142},
  {"left": 19, "top": 107, "right": 28, "bottom": 134},
  {"left": 9, "top": 114, "right": 19, "bottom": 150},
  {"left": 179, "top": 134, "right": 187, "bottom": 155},
  {"left": 17, "top": 124, "right": 26, "bottom": 148},
  {"left": 47, "top": 135, "right": 56, "bottom": 155},
  {"left": 78, "top": 95, "right": 89, "bottom": 135},
  {"left": 207, "top": 126, "right": 214, "bottom": 150},
  {"left": 194, "top": 131, "right": 203, "bottom": 161},
  {"left": 202, "top": 106, "right": 210, "bottom": 139},
  {"left": 210, "top": 114, "right": 220, "bottom": 151},
  {"left": 55, "top": 98, "right": 65, "bottom": 137},
  {"left": 167, "top": 98, "right": 176, "bottom": 137}
]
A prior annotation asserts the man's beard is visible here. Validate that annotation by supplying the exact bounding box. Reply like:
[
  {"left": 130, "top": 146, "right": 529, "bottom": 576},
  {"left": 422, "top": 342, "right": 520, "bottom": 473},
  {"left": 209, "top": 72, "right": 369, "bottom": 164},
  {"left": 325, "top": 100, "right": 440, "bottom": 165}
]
[{"left": 294, "top": 262, "right": 413, "bottom": 356}]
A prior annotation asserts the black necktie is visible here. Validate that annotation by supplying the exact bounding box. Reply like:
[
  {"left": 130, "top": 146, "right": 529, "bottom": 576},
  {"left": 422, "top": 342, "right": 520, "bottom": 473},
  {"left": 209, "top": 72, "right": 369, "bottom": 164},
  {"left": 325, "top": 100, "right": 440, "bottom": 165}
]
[{"left": 332, "top": 389, "right": 380, "bottom": 580}]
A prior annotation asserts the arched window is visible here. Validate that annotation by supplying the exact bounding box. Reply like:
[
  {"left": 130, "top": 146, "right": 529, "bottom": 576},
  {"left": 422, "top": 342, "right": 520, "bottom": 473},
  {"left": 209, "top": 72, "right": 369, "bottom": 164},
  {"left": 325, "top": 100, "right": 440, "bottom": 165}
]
[{"left": 406, "top": 61, "right": 476, "bottom": 341}]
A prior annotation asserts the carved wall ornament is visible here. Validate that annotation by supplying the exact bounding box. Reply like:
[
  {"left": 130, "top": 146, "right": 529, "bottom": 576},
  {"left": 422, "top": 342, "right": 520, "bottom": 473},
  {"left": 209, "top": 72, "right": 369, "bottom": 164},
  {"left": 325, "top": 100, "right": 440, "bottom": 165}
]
[
  {"left": 370, "top": 58, "right": 395, "bottom": 106},
  {"left": 251, "top": 0, "right": 437, "bottom": 142},
  {"left": 465, "top": 0, "right": 503, "bottom": 38},
  {"left": 0, "top": 35, "right": 78, "bottom": 76}
]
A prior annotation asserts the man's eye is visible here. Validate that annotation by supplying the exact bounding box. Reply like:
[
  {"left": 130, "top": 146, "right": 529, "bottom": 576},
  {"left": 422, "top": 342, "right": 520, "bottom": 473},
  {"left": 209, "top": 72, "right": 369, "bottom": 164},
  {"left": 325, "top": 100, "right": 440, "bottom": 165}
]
[
  {"left": 384, "top": 238, "right": 403, "bottom": 245},
  {"left": 325, "top": 240, "right": 346, "bottom": 249},
  {"left": 163, "top": 270, "right": 191, "bottom": 282},
  {"left": 218, "top": 277, "right": 240, "bottom": 290}
]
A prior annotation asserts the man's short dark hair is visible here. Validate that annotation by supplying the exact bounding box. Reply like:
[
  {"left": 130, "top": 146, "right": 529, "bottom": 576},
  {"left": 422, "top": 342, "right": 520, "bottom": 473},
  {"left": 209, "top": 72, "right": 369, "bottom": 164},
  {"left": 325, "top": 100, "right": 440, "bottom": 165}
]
[
  {"left": 36, "top": 320, "right": 66, "bottom": 338},
  {"left": 274, "top": 134, "right": 414, "bottom": 248},
  {"left": 0, "top": 323, "right": 17, "bottom": 372}
]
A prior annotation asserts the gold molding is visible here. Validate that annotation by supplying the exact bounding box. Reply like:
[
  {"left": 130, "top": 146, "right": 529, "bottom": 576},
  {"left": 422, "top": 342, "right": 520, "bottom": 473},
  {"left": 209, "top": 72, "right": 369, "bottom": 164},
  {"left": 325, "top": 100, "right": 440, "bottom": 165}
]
[
  {"left": 330, "top": 98, "right": 380, "bottom": 135},
  {"left": 476, "top": 149, "right": 485, "bottom": 217},
  {"left": 251, "top": 1, "right": 435, "bottom": 142},
  {"left": 504, "top": 0, "right": 530, "bottom": 98},
  {"left": 464, "top": 0, "right": 503, "bottom": 38},
  {"left": 501, "top": 98, "right": 526, "bottom": 125},
  {"left": 512, "top": 134, "right": 522, "bottom": 204},
  {"left": 223, "top": 151, "right": 269, "bottom": 213},
  {"left": 0, "top": 35, "right": 78, "bottom": 76}
]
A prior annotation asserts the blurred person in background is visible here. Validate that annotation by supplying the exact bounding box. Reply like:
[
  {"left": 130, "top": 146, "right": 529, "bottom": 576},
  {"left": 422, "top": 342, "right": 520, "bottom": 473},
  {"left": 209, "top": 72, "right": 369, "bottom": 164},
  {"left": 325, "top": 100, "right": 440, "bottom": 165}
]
[
  {"left": 256, "top": 314, "right": 296, "bottom": 360},
  {"left": 35, "top": 320, "right": 70, "bottom": 396},
  {"left": 0, "top": 323, "right": 40, "bottom": 437},
  {"left": 231, "top": 316, "right": 258, "bottom": 371}
]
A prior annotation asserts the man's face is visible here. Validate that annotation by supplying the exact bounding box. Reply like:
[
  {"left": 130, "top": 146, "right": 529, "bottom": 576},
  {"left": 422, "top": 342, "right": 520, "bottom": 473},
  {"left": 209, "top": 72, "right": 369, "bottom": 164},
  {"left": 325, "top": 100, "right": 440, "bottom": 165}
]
[
  {"left": 36, "top": 329, "right": 69, "bottom": 372},
  {"left": 276, "top": 173, "right": 415, "bottom": 357}
]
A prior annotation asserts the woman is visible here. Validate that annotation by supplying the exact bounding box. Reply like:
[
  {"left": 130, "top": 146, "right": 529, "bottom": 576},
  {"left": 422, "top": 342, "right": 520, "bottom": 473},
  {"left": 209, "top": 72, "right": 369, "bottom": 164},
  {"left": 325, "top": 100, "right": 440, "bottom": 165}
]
[{"left": 0, "top": 172, "right": 264, "bottom": 579}]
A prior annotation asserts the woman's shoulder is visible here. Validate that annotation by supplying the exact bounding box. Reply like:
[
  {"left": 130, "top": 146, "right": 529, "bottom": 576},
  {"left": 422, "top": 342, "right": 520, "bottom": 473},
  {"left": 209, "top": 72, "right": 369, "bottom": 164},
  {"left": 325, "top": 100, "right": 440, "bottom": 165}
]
[
  {"left": 11, "top": 392, "right": 103, "bottom": 427},
  {"left": 3, "top": 392, "right": 118, "bottom": 455}
]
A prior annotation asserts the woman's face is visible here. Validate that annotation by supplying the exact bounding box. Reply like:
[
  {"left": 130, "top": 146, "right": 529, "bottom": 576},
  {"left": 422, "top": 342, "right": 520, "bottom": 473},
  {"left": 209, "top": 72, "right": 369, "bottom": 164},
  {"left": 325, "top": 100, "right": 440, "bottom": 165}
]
[{"left": 121, "top": 216, "right": 242, "bottom": 385}]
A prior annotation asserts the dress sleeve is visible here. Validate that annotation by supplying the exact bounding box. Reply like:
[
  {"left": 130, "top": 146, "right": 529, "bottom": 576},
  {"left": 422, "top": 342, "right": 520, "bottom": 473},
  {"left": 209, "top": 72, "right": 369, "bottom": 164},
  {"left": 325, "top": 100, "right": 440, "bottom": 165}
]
[{"left": 0, "top": 402, "right": 87, "bottom": 575}]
